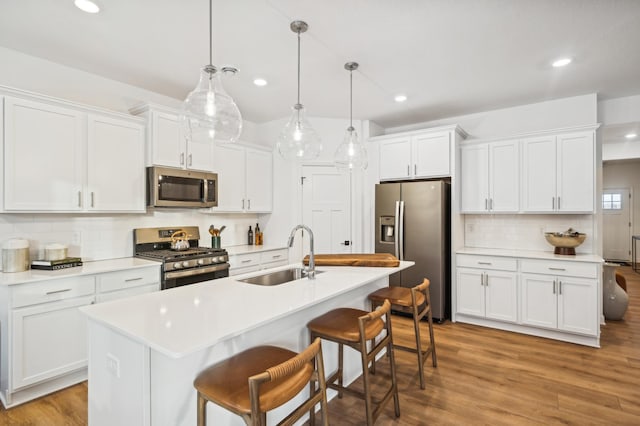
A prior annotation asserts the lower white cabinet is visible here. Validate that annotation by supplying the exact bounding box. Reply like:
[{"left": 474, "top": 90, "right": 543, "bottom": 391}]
[
  {"left": 229, "top": 248, "right": 289, "bottom": 276},
  {"left": 95, "top": 267, "right": 160, "bottom": 302}
]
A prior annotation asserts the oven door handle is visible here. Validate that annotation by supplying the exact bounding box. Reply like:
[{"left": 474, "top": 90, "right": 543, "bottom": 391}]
[{"left": 164, "top": 263, "right": 230, "bottom": 280}]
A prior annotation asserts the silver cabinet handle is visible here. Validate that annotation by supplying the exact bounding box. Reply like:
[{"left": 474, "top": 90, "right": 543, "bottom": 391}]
[
  {"left": 125, "top": 277, "right": 143, "bottom": 282},
  {"left": 557, "top": 197, "right": 561, "bottom": 210},
  {"left": 558, "top": 281, "right": 562, "bottom": 295},
  {"left": 272, "top": 255, "right": 282, "bottom": 259},
  {"left": 180, "top": 153, "right": 185, "bottom": 165},
  {"left": 91, "top": 192, "right": 95, "bottom": 208},
  {"left": 242, "top": 199, "right": 245, "bottom": 209},
  {"left": 407, "top": 165, "right": 410, "bottom": 176},
  {"left": 480, "top": 273, "right": 484, "bottom": 286},
  {"left": 485, "top": 199, "right": 488, "bottom": 210},
  {"left": 188, "top": 154, "right": 193, "bottom": 166},
  {"left": 478, "top": 262, "right": 492, "bottom": 265},
  {"left": 247, "top": 199, "right": 251, "bottom": 210},
  {"left": 46, "top": 288, "right": 71, "bottom": 295},
  {"left": 490, "top": 198, "right": 493, "bottom": 210},
  {"left": 241, "top": 259, "right": 252, "bottom": 264},
  {"left": 552, "top": 280, "right": 556, "bottom": 294},
  {"left": 78, "top": 191, "right": 82, "bottom": 208},
  {"left": 549, "top": 267, "right": 566, "bottom": 271},
  {"left": 414, "top": 164, "right": 417, "bottom": 175},
  {"left": 484, "top": 273, "right": 488, "bottom": 286}
]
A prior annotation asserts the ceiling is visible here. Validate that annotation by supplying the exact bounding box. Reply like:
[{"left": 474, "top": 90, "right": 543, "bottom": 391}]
[{"left": 1, "top": 0, "right": 640, "bottom": 128}]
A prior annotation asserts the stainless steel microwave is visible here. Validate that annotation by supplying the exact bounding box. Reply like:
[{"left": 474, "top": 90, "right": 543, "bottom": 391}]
[{"left": 147, "top": 166, "right": 218, "bottom": 208}]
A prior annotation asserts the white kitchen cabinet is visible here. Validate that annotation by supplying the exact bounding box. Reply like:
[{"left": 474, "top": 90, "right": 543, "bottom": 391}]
[
  {"left": 460, "top": 140, "right": 519, "bottom": 213},
  {"left": 377, "top": 129, "right": 458, "bottom": 181},
  {"left": 228, "top": 248, "right": 289, "bottom": 276},
  {"left": 456, "top": 255, "right": 518, "bottom": 323},
  {"left": 521, "top": 130, "right": 594, "bottom": 213},
  {"left": 259, "top": 248, "right": 289, "bottom": 270},
  {"left": 87, "top": 114, "right": 145, "bottom": 212},
  {"left": 130, "top": 103, "right": 214, "bottom": 172},
  {"left": 95, "top": 266, "right": 160, "bottom": 302},
  {"left": 212, "top": 144, "right": 273, "bottom": 213},
  {"left": 3, "top": 95, "right": 146, "bottom": 212}
]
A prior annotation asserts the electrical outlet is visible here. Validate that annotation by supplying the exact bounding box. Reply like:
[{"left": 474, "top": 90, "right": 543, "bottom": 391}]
[{"left": 106, "top": 353, "right": 120, "bottom": 378}]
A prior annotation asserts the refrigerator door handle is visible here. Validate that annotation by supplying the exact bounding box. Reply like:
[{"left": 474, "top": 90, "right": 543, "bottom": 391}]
[
  {"left": 394, "top": 201, "right": 400, "bottom": 258},
  {"left": 399, "top": 200, "right": 405, "bottom": 260}
]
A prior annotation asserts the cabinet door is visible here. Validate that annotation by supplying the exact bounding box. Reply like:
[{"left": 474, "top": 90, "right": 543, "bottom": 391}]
[
  {"left": 186, "top": 136, "right": 215, "bottom": 172},
  {"left": 556, "top": 132, "right": 594, "bottom": 213},
  {"left": 245, "top": 149, "right": 273, "bottom": 212},
  {"left": 87, "top": 115, "right": 145, "bottom": 212},
  {"left": 11, "top": 295, "right": 94, "bottom": 390},
  {"left": 520, "top": 274, "right": 557, "bottom": 329},
  {"left": 521, "top": 136, "right": 556, "bottom": 212},
  {"left": 4, "top": 97, "right": 84, "bottom": 211},
  {"left": 151, "top": 111, "right": 183, "bottom": 168},
  {"left": 412, "top": 132, "right": 450, "bottom": 178},
  {"left": 460, "top": 144, "right": 489, "bottom": 212},
  {"left": 557, "top": 277, "right": 598, "bottom": 335},
  {"left": 212, "top": 144, "right": 246, "bottom": 211},
  {"left": 489, "top": 140, "right": 519, "bottom": 212},
  {"left": 484, "top": 271, "right": 518, "bottom": 323},
  {"left": 378, "top": 137, "right": 412, "bottom": 180},
  {"left": 456, "top": 268, "right": 485, "bottom": 317}
]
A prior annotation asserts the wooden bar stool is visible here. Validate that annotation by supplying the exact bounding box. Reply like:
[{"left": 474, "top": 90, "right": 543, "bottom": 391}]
[
  {"left": 193, "top": 337, "right": 329, "bottom": 426},
  {"left": 368, "top": 279, "right": 437, "bottom": 389},
  {"left": 307, "top": 299, "right": 400, "bottom": 425}
]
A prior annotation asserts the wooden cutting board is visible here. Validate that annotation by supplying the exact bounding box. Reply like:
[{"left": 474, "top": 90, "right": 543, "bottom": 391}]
[{"left": 302, "top": 253, "right": 400, "bottom": 267}]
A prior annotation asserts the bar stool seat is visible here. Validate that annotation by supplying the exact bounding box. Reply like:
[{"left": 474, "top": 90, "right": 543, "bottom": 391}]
[
  {"left": 368, "top": 279, "right": 437, "bottom": 390},
  {"left": 194, "top": 338, "right": 328, "bottom": 426},
  {"left": 307, "top": 300, "right": 400, "bottom": 425}
]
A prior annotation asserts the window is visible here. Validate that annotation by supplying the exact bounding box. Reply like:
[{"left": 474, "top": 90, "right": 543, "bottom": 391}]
[{"left": 602, "top": 193, "right": 622, "bottom": 210}]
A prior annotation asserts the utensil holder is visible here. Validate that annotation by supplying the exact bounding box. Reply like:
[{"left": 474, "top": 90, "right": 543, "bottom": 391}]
[{"left": 211, "top": 236, "right": 221, "bottom": 249}]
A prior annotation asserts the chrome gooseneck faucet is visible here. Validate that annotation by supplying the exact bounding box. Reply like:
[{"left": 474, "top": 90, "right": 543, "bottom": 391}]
[{"left": 288, "top": 224, "right": 316, "bottom": 279}]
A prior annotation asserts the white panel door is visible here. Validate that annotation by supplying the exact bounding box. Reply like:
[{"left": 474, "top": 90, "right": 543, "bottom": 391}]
[
  {"left": 151, "top": 111, "right": 182, "bottom": 168},
  {"left": 212, "top": 144, "right": 245, "bottom": 211},
  {"left": 302, "top": 165, "right": 351, "bottom": 254},
  {"left": 557, "top": 277, "right": 598, "bottom": 336},
  {"left": 460, "top": 144, "right": 489, "bottom": 212},
  {"left": 412, "top": 132, "right": 450, "bottom": 178},
  {"left": 556, "top": 131, "right": 594, "bottom": 212},
  {"left": 484, "top": 271, "right": 518, "bottom": 323},
  {"left": 521, "top": 136, "right": 556, "bottom": 212},
  {"left": 520, "top": 274, "right": 557, "bottom": 329},
  {"left": 456, "top": 268, "right": 485, "bottom": 317},
  {"left": 87, "top": 115, "right": 145, "bottom": 212},
  {"left": 4, "top": 96, "right": 84, "bottom": 211},
  {"left": 489, "top": 140, "right": 519, "bottom": 212},
  {"left": 378, "top": 137, "right": 412, "bottom": 180},
  {"left": 245, "top": 149, "right": 273, "bottom": 212},
  {"left": 603, "top": 188, "right": 632, "bottom": 261}
]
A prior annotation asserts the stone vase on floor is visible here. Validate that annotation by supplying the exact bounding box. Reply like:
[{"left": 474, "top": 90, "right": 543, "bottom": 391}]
[{"left": 603, "top": 262, "right": 629, "bottom": 321}]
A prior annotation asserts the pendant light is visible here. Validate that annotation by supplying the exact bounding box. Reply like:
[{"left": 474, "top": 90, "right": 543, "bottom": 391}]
[
  {"left": 277, "top": 21, "right": 322, "bottom": 160},
  {"left": 181, "top": 0, "right": 242, "bottom": 144},
  {"left": 334, "top": 62, "right": 368, "bottom": 170}
]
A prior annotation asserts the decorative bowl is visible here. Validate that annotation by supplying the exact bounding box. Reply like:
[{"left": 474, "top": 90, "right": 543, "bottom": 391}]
[{"left": 544, "top": 229, "right": 586, "bottom": 255}]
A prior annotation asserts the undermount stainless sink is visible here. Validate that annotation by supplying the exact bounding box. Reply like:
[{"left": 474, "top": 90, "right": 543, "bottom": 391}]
[{"left": 238, "top": 267, "right": 324, "bottom": 286}]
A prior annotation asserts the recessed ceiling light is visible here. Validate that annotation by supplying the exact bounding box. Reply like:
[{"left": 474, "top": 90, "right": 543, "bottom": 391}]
[
  {"left": 552, "top": 57, "right": 572, "bottom": 68},
  {"left": 394, "top": 94, "right": 407, "bottom": 103},
  {"left": 625, "top": 133, "right": 638, "bottom": 139},
  {"left": 74, "top": 0, "right": 100, "bottom": 13},
  {"left": 253, "top": 78, "right": 267, "bottom": 87}
]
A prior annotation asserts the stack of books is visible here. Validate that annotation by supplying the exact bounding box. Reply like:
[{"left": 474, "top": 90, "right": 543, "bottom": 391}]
[{"left": 31, "top": 257, "right": 83, "bottom": 270}]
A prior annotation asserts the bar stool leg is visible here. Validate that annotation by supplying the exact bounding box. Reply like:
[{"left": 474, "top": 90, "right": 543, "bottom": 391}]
[
  {"left": 337, "top": 343, "right": 344, "bottom": 398},
  {"left": 428, "top": 308, "right": 437, "bottom": 367},
  {"left": 413, "top": 308, "right": 426, "bottom": 390},
  {"left": 196, "top": 392, "right": 207, "bottom": 426},
  {"left": 360, "top": 343, "right": 374, "bottom": 425}
]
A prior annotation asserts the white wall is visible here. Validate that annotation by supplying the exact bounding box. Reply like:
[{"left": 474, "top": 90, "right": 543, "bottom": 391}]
[
  {"left": 599, "top": 94, "right": 640, "bottom": 125},
  {"left": 603, "top": 159, "right": 640, "bottom": 237}
]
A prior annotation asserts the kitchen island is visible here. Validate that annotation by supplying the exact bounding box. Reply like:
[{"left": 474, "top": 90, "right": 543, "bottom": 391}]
[{"left": 80, "top": 261, "right": 413, "bottom": 426}]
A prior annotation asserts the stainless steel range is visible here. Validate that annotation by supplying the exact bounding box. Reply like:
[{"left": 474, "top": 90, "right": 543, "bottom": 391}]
[{"left": 134, "top": 226, "right": 229, "bottom": 290}]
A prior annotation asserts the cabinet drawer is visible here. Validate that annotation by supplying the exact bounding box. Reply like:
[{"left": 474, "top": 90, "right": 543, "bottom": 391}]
[
  {"left": 12, "top": 276, "right": 95, "bottom": 308},
  {"left": 520, "top": 259, "right": 598, "bottom": 278},
  {"left": 260, "top": 249, "right": 288, "bottom": 265},
  {"left": 96, "top": 283, "right": 159, "bottom": 302},
  {"left": 456, "top": 254, "right": 517, "bottom": 271},
  {"left": 228, "top": 253, "right": 261, "bottom": 269},
  {"left": 97, "top": 267, "right": 160, "bottom": 293}
]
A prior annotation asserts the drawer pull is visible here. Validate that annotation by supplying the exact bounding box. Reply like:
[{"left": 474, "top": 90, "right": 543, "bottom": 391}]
[
  {"left": 478, "top": 262, "right": 492, "bottom": 265},
  {"left": 46, "top": 288, "right": 72, "bottom": 295},
  {"left": 549, "top": 267, "right": 566, "bottom": 271},
  {"left": 125, "top": 277, "right": 143, "bottom": 282},
  {"left": 272, "top": 255, "right": 282, "bottom": 259},
  {"left": 241, "top": 259, "right": 253, "bottom": 264}
]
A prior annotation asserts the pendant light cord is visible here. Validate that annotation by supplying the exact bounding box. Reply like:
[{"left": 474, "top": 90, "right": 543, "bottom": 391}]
[
  {"left": 349, "top": 69, "right": 353, "bottom": 129},
  {"left": 209, "top": 0, "right": 213, "bottom": 67},
  {"left": 296, "top": 29, "right": 301, "bottom": 106}
]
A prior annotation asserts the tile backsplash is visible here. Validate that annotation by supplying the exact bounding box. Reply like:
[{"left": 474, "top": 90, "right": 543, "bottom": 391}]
[
  {"left": 0, "top": 210, "right": 263, "bottom": 269},
  {"left": 464, "top": 214, "right": 595, "bottom": 253}
]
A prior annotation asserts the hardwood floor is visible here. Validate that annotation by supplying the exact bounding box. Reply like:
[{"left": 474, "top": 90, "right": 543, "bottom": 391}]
[{"left": 1, "top": 267, "right": 638, "bottom": 425}]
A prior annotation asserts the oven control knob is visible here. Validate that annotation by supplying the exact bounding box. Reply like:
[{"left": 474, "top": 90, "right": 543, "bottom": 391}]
[
  {"left": 197, "top": 259, "right": 205, "bottom": 265},
  {"left": 173, "top": 262, "right": 182, "bottom": 269},
  {"left": 182, "top": 261, "right": 190, "bottom": 268},
  {"left": 210, "top": 257, "right": 218, "bottom": 263},
  {"left": 217, "top": 256, "right": 225, "bottom": 263}
]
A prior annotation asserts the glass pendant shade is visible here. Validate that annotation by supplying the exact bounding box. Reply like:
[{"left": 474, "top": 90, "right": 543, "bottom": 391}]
[
  {"left": 335, "top": 126, "right": 368, "bottom": 170},
  {"left": 277, "top": 103, "right": 322, "bottom": 160},
  {"left": 182, "top": 66, "right": 242, "bottom": 143}
]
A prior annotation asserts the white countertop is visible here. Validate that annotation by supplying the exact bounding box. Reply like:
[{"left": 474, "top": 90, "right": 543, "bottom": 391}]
[
  {"left": 80, "top": 261, "right": 414, "bottom": 359},
  {"left": 456, "top": 247, "right": 603, "bottom": 263},
  {"left": 0, "top": 257, "right": 160, "bottom": 286},
  {"left": 222, "top": 245, "right": 288, "bottom": 255}
]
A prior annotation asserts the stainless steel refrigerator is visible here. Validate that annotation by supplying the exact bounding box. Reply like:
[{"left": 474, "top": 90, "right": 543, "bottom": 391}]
[{"left": 375, "top": 180, "right": 450, "bottom": 321}]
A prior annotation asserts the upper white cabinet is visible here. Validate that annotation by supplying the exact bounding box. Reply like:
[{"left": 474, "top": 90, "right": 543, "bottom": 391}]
[
  {"left": 3, "top": 95, "right": 145, "bottom": 212},
  {"left": 521, "top": 130, "right": 595, "bottom": 213},
  {"left": 130, "top": 103, "right": 214, "bottom": 172},
  {"left": 460, "top": 139, "right": 519, "bottom": 213},
  {"left": 373, "top": 126, "right": 467, "bottom": 181},
  {"left": 212, "top": 144, "right": 273, "bottom": 213}
]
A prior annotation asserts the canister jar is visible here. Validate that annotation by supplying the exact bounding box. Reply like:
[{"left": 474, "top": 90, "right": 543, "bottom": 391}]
[
  {"left": 44, "top": 243, "right": 68, "bottom": 261},
  {"left": 2, "top": 239, "right": 30, "bottom": 272}
]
